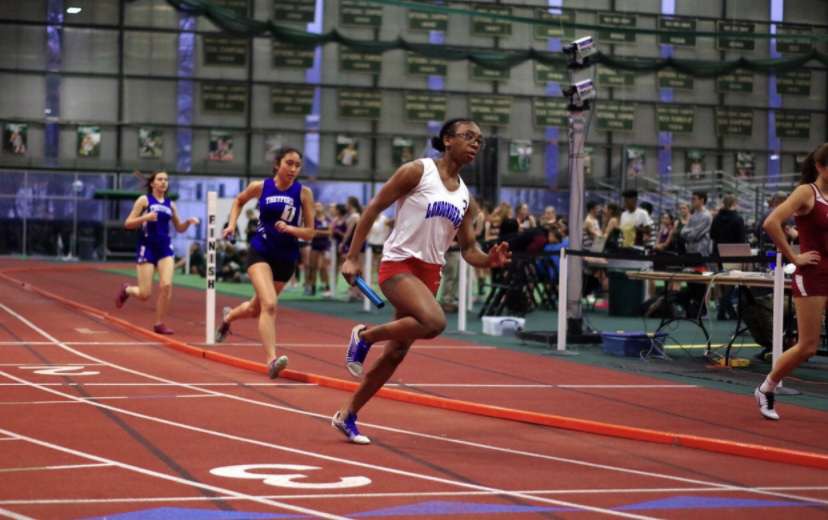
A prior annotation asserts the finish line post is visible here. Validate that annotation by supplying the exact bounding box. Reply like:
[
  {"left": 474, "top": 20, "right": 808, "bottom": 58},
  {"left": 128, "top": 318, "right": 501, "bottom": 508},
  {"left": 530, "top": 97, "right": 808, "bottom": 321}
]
[{"left": 205, "top": 191, "right": 217, "bottom": 345}]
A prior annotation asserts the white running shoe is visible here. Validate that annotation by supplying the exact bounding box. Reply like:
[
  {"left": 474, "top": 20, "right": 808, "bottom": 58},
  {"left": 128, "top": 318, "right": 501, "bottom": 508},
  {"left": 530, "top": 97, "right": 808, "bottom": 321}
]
[
  {"left": 754, "top": 387, "right": 780, "bottom": 420},
  {"left": 331, "top": 410, "right": 371, "bottom": 445},
  {"left": 267, "top": 355, "right": 289, "bottom": 379}
]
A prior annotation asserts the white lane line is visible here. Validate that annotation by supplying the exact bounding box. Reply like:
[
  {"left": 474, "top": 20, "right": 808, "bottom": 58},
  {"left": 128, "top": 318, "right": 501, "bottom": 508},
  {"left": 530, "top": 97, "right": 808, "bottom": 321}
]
[
  {"left": 195, "top": 342, "right": 496, "bottom": 349},
  {"left": 0, "top": 382, "right": 693, "bottom": 389},
  {"left": 2, "top": 302, "right": 825, "bottom": 509},
  {"left": 2, "top": 485, "right": 828, "bottom": 506},
  {"left": 0, "top": 308, "right": 660, "bottom": 520},
  {"left": 0, "top": 463, "right": 111, "bottom": 474},
  {"left": 0, "top": 506, "right": 34, "bottom": 520},
  {"left": 0, "top": 394, "right": 217, "bottom": 405},
  {"left": 0, "top": 383, "right": 316, "bottom": 387},
  {"left": 0, "top": 429, "right": 348, "bottom": 520},
  {"left": 0, "top": 363, "right": 106, "bottom": 367}
]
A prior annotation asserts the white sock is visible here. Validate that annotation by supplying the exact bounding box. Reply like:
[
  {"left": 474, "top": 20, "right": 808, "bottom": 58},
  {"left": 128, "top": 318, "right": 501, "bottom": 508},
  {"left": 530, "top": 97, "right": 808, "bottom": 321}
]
[{"left": 760, "top": 376, "right": 779, "bottom": 394}]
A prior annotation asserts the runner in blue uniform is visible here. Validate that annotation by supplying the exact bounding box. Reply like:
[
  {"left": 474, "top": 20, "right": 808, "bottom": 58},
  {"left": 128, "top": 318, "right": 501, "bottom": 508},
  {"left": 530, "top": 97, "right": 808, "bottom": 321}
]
[
  {"left": 215, "top": 147, "right": 316, "bottom": 378},
  {"left": 115, "top": 170, "right": 199, "bottom": 334}
]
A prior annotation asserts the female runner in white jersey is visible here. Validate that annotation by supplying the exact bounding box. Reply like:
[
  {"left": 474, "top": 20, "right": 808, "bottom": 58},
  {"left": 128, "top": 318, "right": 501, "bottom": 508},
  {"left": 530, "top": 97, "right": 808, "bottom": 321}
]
[{"left": 332, "top": 119, "right": 511, "bottom": 444}]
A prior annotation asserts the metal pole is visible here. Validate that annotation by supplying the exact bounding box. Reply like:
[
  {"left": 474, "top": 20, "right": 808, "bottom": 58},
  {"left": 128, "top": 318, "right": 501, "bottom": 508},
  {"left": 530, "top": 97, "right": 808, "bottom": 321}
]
[
  {"left": 556, "top": 248, "right": 568, "bottom": 351},
  {"left": 205, "top": 191, "right": 217, "bottom": 345},
  {"left": 566, "top": 112, "right": 587, "bottom": 323},
  {"left": 458, "top": 257, "right": 468, "bottom": 332}
]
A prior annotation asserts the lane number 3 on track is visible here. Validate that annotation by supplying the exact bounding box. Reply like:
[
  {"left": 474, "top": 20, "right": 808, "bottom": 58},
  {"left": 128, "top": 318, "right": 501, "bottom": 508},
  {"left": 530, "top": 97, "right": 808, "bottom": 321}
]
[{"left": 210, "top": 464, "right": 371, "bottom": 489}]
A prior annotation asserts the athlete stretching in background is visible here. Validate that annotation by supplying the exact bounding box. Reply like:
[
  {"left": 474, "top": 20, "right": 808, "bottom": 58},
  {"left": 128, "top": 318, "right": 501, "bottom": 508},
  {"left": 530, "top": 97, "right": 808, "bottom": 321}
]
[
  {"left": 214, "top": 147, "right": 316, "bottom": 378},
  {"left": 332, "top": 118, "right": 511, "bottom": 444},
  {"left": 115, "top": 170, "right": 199, "bottom": 334}
]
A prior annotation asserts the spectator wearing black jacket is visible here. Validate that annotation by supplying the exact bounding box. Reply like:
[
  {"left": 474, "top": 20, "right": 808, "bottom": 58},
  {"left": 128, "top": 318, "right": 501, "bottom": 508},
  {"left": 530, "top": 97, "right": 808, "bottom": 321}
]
[
  {"left": 710, "top": 194, "right": 746, "bottom": 249},
  {"left": 710, "top": 194, "right": 745, "bottom": 319}
]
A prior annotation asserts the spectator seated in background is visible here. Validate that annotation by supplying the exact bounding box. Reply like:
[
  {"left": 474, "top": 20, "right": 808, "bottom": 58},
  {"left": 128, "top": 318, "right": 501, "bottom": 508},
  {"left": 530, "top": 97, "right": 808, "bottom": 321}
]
[{"left": 175, "top": 242, "right": 206, "bottom": 277}]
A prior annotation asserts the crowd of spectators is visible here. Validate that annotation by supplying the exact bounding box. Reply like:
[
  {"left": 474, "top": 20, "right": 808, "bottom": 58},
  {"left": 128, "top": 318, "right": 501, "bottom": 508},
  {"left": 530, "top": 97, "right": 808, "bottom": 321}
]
[{"left": 174, "top": 189, "right": 796, "bottom": 321}]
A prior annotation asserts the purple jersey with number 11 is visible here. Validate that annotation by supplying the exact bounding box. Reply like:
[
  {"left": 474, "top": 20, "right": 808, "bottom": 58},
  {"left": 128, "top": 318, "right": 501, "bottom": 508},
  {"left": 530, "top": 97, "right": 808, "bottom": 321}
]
[{"left": 250, "top": 177, "right": 302, "bottom": 261}]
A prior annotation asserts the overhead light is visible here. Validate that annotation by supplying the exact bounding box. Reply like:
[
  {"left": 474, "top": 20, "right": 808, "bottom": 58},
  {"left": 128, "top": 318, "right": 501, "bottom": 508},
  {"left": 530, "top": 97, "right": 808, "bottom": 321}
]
[{"left": 66, "top": 7, "right": 82, "bottom": 14}]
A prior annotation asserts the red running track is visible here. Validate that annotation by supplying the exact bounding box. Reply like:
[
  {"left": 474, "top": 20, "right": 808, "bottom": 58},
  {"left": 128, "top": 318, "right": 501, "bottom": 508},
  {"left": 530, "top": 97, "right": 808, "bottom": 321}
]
[{"left": 0, "top": 261, "right": 826, "bottom": 519}]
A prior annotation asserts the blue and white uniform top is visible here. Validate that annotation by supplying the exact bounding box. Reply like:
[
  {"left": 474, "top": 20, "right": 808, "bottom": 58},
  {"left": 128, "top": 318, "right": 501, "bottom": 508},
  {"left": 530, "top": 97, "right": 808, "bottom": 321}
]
[
  {"left": 250, "top": 177, "right": 303, "bottom": 262},
  {"left": 382, "top": 158, "right": 469, "bottom": 266},
  {"left": 141, "top": 194, "right": 173, "bottom": 244}
]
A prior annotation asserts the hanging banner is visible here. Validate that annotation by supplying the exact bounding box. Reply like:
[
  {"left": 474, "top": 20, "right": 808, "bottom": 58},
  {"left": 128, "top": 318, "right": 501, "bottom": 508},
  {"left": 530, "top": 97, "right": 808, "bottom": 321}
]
[
  {"left": 598, "top": 12, "right": 637, "bottom": 44},
  {"left": 776, "top": 24, "right": 812, "bottom": 54},
  {"left": 336, "top": 135, "right": 359, "bottom": 167},
  {"left": 596, "top": 102, "right": 635, "bottom": 131},
  {"left": 717, "top": 21, "right": 755, "bottom": 51},
  {"left": 735, "top": 151, "right": 755, "bottom": 178},
  {"left": 655, "top": 106, "right": 695, "bottom": 133},
  {"left": 211, "top": 0, "right": 248, "bottom": 18},
  {"left": 597, "top": 66, "right": 635, "bottom": 88},
  {"left": 202, "top": 83, "right": 247, "bottom": 113},
  {"left": 340, "top": 48, "right": 382, "bottom": 74},
  {"left": 471, "top": 4, "right": 512, "bottom": 37},
  {"left": 340, "top": 0, "right": 382, "bottom": 27},
  {"left": 625, "top": 147, "right": 646, "bottom": 179},
  {"left": 533, "top": 9, "right": 575, "bottom": 40},
  {"left": 3, "top": 122, "right": 27, "bottom": 155},
  {"left": 657, "top": 69, "right": 694, "bottom": 90},
  {"left": 272, "top": 42, "right": 315, "bottom": 68},
  {"left": 533, "top": 98, "right": 568, "bottom": 127},
  {"left": 208, "top": 131, "right": 234, "bottom": 161},
  {"left": 271, "top": 86, "right": 314, "bottom": 116},
  {"left": 508, "top": 140, "right": 532, "bottom": 173},
  {"left": 138, "top": 128, "right": 163, "bottom": 159},
  {"left": 338, "top": 90, "right": 382, "bottom": 119},
  {"left": 77, "top": 126, "right": 101, "bottom": 158},
  {"left": 686, "top": 150, "right": 706, "bottom": 180},
  {"left": 404, "top": 93, "right": 447, "bottom": 122},
  {"left": 406, "top": 54, "right": 447, "bottom": 76},
  {"left": 715, "top": 108, "right": 753, "bottom": 136},
  {"left": 408, "top": 8, "right": 448, "bottom": 32},
  {"left": 534, "top": 62, "right": 567, "bottom": 84},
  {"left": 273, "top": 0, "right": 316, "bottom": 24},
  {"left": 716, "top": 72, "right": 754, "bottom": 93},
  {"left": 658, "top": 16, "right": 696, "bottom": 46},
  {"left": 776, "top": 70, "right": 811, "bottom": 96},
  {"left": 775, "top": 112, "right": 811, "bottom": 139},
  {"left": 468, "top": 95, "right": 512, "bottom": 126},
  {"left": 470, "top": 63, "right": 510, "bottom": 82},
  {"left": 203, "top": 35, "right": 247, "bottom": 66},
  {"left": 392, "top": 137, "right": 416, "bottom": 166}
]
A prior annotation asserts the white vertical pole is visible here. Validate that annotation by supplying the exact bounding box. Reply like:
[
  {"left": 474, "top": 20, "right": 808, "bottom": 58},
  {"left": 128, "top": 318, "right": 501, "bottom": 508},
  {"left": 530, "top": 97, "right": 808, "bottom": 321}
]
[
  {"left": 363, "top": 246, "right": 372, "bottom": 311},
  {"left": 205, "top": 192, "right": 217, "bottom": 345},
  {"left": 329, "top": 240, "right": 337, "bottom": 296},
  {"left": 458, "top": 257, "right": 468, "bottom": 332},
  {"left": 772, "top": 251, "right": 784, "bottom": 369},
  {"left": 556, "top": 248, "right": 568, "bottom": 352},
  {"left": 467, "top": 263, "right": 475, "bottom": 312}
]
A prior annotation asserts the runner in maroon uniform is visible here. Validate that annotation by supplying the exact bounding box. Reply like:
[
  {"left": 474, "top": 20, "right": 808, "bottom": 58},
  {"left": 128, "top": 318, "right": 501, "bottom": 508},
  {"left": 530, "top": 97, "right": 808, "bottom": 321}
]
[{"left": 755, "top": 143, "right": 828, "bottom": 420}]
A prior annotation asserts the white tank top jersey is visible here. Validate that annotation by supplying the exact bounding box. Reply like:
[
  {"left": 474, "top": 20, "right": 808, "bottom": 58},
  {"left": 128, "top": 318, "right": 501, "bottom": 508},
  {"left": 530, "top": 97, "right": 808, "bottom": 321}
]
[{"left": 382, "top": 158, "right": 470, "bottom": 265}]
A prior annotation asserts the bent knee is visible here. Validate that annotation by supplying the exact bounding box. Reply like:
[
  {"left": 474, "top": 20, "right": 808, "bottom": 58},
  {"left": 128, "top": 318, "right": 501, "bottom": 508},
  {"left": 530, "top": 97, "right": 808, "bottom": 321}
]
[
  {"left": 421, "top": 316, "right": 447, "bottom": 339},
  {"left": 259, "top": 301, "right": 277, "bottom": 316},
  {"left": 158, "top": 283, "right": 173, "bottom": 293}
]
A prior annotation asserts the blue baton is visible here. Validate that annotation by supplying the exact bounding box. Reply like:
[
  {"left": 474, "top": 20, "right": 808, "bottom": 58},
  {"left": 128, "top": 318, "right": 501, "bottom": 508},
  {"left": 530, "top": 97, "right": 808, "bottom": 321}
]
[{"left": 354, "top": 276, "right": 385, "bottom": 308}]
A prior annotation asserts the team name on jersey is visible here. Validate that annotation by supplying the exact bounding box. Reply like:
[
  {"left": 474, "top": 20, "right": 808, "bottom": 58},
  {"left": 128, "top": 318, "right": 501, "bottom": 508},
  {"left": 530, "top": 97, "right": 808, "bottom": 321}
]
[
  {"left": 148, "top": 203, "right": 172, "bottom": 215},
  {"left": 265, "top": 195, "right": 294, "bottom": 205},
  {"left": 425, "top": 200, "right": 464, "bottom": 229}
]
